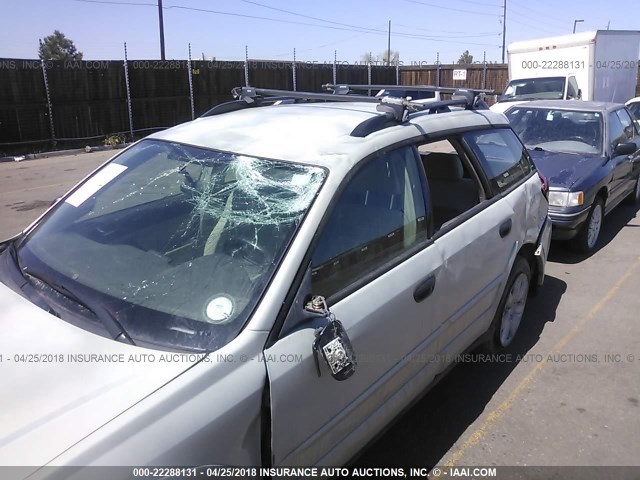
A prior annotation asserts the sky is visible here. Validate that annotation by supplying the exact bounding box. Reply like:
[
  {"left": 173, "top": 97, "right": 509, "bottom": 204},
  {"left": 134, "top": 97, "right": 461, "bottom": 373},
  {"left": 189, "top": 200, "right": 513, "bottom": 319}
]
[{"left": 0, "top": 0, "right": 638, "bottom": 64}]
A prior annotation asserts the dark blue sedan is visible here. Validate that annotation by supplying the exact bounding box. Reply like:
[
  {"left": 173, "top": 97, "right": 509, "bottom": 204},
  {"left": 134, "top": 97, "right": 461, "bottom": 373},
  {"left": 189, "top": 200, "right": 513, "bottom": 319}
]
[{"left": 505, "top": 100, "right": 640, "bottom": 252}]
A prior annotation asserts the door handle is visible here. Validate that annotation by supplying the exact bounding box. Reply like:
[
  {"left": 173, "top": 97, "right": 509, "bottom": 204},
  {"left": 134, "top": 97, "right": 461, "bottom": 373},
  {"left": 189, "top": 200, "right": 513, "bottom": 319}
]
[
  {"left": 414, "top": 275, "right": 436, "bottom": 303},
  {"left": 499, "top": 218, "right": 512, "bottom": 238}
]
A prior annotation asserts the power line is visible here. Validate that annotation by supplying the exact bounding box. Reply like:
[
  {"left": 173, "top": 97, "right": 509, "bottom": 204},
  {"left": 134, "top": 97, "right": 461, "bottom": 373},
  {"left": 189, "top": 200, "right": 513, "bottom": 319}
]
[
  {"left": 270, "top": 27, "right": 388, "bottom": 58},
  {"left": 237, "top": 0, "right": 376, "bottom": 31},
  {"left": 74, "top": 0, "right": 157, "bottom": 5},
  {"left": 396, "top": 24, "right": 499, "bottom": 35},
  {"left": 451, "top": 0, "right": 502, "bottom": 7},
  {"left": 396, "top": 26, "right": 501, "bottom": 38},
  {"left": 507, "top": 1, "right": 576, "bottom": 28},
  {"left": 508, "top": 17, "right": 565, "bottom": 36},
  {"left": 239, "top": 0, "right": 499, "bottom": 39},
  {"left": 401, "top": 0, "right": 502, "bottom": 17},
  {"left": 72, "top": 0, "right": 501, "bottom": 45}
]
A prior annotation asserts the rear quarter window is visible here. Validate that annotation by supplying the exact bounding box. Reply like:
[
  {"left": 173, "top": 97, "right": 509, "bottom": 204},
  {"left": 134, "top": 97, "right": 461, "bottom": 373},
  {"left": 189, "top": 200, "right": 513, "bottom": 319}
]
[{"left": 464, "top": 128, "right": 533, "bottom": 195}]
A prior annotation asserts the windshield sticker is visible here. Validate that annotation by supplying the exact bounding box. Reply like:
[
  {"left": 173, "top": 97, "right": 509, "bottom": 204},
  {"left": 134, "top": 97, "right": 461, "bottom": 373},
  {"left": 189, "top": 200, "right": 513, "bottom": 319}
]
[{"left": 66, "top": 163, "right": 128, "bottom": 207}]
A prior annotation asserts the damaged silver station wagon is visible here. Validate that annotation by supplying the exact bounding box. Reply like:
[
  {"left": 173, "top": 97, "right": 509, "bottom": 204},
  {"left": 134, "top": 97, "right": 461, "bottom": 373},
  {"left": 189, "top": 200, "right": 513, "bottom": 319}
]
[{"left": 0, "top": 85, "right": 551, "bottom": 476}]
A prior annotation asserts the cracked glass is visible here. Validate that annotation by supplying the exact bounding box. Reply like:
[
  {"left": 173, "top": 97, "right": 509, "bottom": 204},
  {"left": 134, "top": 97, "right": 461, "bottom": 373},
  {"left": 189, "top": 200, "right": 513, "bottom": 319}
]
[{"left": 15, "top": 139, "right": 326, "bottom": 351}]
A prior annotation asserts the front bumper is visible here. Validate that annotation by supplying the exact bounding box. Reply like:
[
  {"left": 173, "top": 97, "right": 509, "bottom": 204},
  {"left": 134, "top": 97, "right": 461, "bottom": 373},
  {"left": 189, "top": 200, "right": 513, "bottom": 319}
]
[{"left": 549, "top": 205, "right": 591, "bottom": 240}]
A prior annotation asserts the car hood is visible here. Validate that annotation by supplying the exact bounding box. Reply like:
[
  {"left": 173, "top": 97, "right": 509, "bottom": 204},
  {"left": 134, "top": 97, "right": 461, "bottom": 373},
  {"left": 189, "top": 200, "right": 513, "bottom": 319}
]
[
  {"left": 490, "top": 101, "right": 525, "bottom": 114},
  {"left": 528, "top": 149, "right": 603, "bottom": 189},
  {"left": 0, "top": 283, "right": 198, "bottom": 467}
]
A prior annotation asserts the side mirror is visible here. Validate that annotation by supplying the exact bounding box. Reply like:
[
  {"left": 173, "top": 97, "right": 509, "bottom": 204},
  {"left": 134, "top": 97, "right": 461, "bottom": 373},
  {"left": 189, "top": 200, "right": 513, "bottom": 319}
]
[
  {"left": 577, "top": 89, "right": 582, "bottom": 100},
  {"left": 624, "top": 125, "right": 635, "bottom": 138},
  {"left": 308, "top": 296, "right": 356, "bottom": 381},
  {"left": 613, "top": 142, "right": 637, "bottom": 156}
]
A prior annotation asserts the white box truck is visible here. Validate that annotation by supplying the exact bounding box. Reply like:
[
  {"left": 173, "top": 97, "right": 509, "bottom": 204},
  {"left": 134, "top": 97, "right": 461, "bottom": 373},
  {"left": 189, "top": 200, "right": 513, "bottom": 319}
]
[{"left": 491, "top": 30, "right": 640, "bottom": 113}]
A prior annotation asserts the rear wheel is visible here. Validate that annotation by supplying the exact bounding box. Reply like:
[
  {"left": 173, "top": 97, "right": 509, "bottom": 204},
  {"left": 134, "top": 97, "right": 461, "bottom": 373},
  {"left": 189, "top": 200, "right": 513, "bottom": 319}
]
[
  {"left": 487, "top": 256, "right": 531, "bottom": 351},
  {"left": 571, "top": 198, "right": 603, "bottom": 253}
]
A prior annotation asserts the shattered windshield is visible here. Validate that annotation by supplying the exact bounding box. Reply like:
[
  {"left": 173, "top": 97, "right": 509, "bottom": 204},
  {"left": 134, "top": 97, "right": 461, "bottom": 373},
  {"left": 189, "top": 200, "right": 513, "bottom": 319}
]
[
  {"left": 14, "top": 140, "right": 326, "bottom": 351},
  {"left": 502, "top": 77, "right": 565, "bottom": 101},
  {"left": 506, "top": 107, "right": 603, "bottom": 155}
]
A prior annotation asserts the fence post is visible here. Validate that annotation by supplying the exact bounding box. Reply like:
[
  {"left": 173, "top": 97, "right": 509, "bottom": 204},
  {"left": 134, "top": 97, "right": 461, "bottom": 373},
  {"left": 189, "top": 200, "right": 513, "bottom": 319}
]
[
  {"left": 292, "top": 48, "right": 297, "bottom": 91},
  {"left": 123, "top": 42, "right": 134, "bottom": 141},
  {"left": 482, "top": 51, "right": 487, "bottom": 89},
  {"left": 40, "top": 58, "right": 55, "bottom": 147},
  {"left": 396, "top": 57, "right": 400, "bottom": 85},
  {"left": 188, "top": 43, "right": 195, "bottom": 120},
  {"left": 367, "top": 52, "right": 372, "bottom": 96},
  {"left": 436, "top": 52, "right": 440, "bottom": 87},
  {"left": 244, "top": 45, "right": 250, "bottom": 87},
  {"left": 333, "top": 50, "right": 337, "bottom": 85}
]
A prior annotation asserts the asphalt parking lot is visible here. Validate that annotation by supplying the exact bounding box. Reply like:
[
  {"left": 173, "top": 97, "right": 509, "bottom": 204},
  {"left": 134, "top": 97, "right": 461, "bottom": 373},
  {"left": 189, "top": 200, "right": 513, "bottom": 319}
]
[{"left": 1, "top": 151, "right": 639, "bottom": 470}]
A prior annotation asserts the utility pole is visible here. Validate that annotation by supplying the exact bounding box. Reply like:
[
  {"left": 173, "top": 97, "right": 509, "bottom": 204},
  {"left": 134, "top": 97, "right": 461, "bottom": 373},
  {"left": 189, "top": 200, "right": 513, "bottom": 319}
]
[
  {"left": 501, "top": 0, "right": 506, "bottom": 64},
  {"left": 158, "top": 0, "right": 166, "bottom": 60},
  {"left": 387, "top": 20, "right": 391, "bottom": 66}
]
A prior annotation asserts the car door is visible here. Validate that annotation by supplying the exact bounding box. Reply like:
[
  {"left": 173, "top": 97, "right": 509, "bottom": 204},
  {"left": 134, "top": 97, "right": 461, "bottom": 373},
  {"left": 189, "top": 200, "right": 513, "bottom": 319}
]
[
  {"left": 264, "top": 146, "right": 447, "bottom": 466},
  {"left": 418, "top": 130, "right": 535, "bottom": 363},
  {"left": 606, "top": 108, "right": 636, "bottom": 205},
  {"left": 616, "top": 108, "right": 640, "bottom": 178}
]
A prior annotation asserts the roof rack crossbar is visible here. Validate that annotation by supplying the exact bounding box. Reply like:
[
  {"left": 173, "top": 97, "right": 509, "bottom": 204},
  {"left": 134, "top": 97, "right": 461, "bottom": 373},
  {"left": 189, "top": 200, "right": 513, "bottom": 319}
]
[
  {"left": 203, "top": 86, "right": 488, "bottom": 136},
  {"left": 322, "top": 83, "right": 495, "bottom": 96},
  {"left": 232, "top": 86, "right": 383, "bottom": 105},
  {"left": 231, "top": 86, "right": 471, "bottom": 115}
]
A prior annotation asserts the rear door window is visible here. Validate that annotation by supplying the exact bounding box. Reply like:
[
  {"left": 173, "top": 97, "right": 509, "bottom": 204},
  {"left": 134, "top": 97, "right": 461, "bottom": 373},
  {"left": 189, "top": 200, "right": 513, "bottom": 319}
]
[
  {"left": 417, "top": 138, "right": 483, "bottom": 231},
  {"left": 464, "top": 129, "right": 533, "bottom": 195}
]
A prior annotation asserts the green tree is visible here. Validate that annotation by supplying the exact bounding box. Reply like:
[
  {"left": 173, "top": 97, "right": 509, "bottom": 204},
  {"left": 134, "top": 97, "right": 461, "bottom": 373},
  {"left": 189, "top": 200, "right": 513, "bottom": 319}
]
[
  {"left": 38, "top": 30, "right": 83, "bottom": 61},
  {"left": 457, "top": 50, "right": 473, "bottom": 64}
]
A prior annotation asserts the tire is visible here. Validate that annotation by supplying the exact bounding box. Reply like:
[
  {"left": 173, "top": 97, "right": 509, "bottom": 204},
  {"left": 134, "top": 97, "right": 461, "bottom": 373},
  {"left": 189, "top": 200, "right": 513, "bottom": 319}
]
[
  {"left": 625, "top": 177, "right": 640, "bottom": 205},
  {"left": 487, "top": 256, "right": 531, "bottom": 351},
  {"left": 571, "top": 197, "right": 604, "bottom": 253}
]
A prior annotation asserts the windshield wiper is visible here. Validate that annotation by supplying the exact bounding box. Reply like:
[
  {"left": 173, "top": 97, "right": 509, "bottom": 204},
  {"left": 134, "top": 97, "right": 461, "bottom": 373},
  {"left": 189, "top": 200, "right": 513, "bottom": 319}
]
[
  {"left": 18, "top": 261, "right": 136, "bottom": 345},
  {"left": 532, "top": 146, "right": 546, "bottom": 152}
]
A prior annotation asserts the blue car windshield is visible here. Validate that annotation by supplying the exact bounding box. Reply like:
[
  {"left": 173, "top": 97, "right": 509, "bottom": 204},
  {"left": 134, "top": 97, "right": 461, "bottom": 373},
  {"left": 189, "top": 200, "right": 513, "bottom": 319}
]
[
  {"left": 506, "top": 107, "right": 603, "bottom": 155},
  {"left": 13, "top": 140, "right": 326, "bottom": 352}
]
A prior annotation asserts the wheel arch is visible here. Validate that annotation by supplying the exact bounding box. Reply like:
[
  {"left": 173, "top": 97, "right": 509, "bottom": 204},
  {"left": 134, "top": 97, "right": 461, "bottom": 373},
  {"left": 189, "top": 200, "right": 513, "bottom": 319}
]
[
  {"left": 516, "top": 242, "right": 538, "bottom": 294},
  {"left": 596, "top": 186, "right": 608, "bottom": 204}
]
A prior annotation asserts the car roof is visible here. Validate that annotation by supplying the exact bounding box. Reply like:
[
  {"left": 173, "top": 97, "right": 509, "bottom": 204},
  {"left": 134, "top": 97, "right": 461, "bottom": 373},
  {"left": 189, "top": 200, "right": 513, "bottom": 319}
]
[
  {"left": 626, "top": 96, "right": 640, "bottom": 105},
  {"left": 150, "top": 101, "right": 508, "bottom": 174},
  {"left": 507, "top": 100, "right": 623, "bottom": 113}
]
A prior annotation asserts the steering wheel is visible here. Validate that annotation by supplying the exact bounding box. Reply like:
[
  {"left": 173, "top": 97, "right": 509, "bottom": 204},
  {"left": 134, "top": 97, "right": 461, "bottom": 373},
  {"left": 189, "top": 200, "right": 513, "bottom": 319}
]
[{"left": 566, "top": 135, "right": 590, "bottom": 143}]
